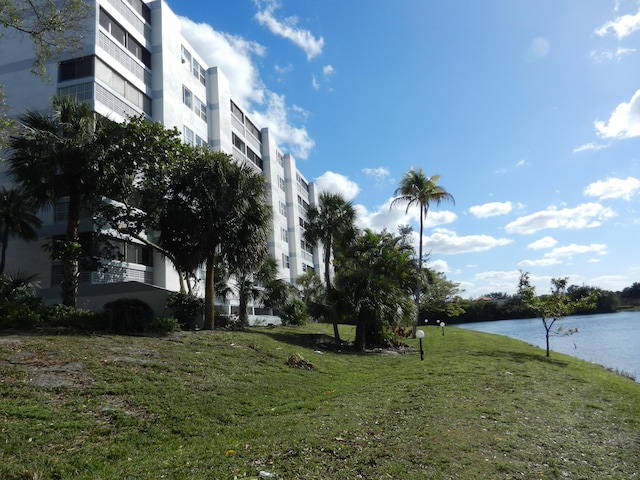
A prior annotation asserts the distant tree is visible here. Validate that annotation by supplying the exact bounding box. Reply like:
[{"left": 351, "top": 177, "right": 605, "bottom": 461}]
[
  {"left": 518, "top": 272, "right": 599, "bottom": 357},
  {"left": 620, "top": 282, "right": 640, "bottom": 307},
  {"left": 296, "top": 270, "right": 326, "bottom": 321},
  {"left": 304, "top": 191, "right": 357, "bottom": 342},
  {"left": 390, "top": 169, "right": 454, "bottom": 334},
  {"left": 420, "top": 270, "right": 465, "bottom": 323},
  {"left": 0, "top": 187, "right": 42, "bottom": 274}
]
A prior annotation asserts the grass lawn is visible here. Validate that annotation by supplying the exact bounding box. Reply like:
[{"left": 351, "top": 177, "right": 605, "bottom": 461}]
[{"left": 1, "top": 324, "right": 638, "bottom": 479}]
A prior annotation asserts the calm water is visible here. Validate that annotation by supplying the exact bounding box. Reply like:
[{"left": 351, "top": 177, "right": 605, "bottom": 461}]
[{"left": 455, "top": 311, "right": 640, "bottom": 382}]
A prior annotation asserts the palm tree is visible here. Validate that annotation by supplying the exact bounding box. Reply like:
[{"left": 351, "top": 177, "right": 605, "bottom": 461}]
[
  {"left": 7, "top": 96, "right": 112, "bottom": 306},
  {"left": 390, "top": 169, "right": 454, "bottom": 332},
  {"left": 160, "top": 149, "right": 271, "bottom": 330},
  {"left": 0, "top": 187, "right": 42, "bottom": 274},
  {"left": 304, "top": 191, "right": 357, "bottom": 342}
]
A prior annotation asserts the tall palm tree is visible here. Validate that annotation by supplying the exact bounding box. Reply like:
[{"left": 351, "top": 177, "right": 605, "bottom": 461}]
[
  {"left": 390, "top": 169, "right": 454, "bottom": 332},
  {"left": 304, "top": 191, "right": 357, "bottom": 342},
  {"left": 0, "top": 187, "right": 42, "bottom": 275},
  {"left": 7, "top": 96, "right": 112, "bottom": 306}
]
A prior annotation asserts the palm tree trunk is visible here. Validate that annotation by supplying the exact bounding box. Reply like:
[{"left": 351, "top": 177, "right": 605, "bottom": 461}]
[
  {"left": 0, "top": 227, "right": 8, "bottom": 275},
  {"left": 61, "top": 194, "right": 81, "bottom": 307},
  {"left": 324, "top": 239, "right": 341, "bottom": 343},
  {"left": 203, "top": 255, "right": 216, "bottom": 330}
]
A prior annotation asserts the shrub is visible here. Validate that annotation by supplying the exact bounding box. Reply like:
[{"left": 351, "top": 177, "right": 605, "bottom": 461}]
[
  {"left": 0, "top": 273, "right": 42, "bottom": 330},
  {"left": 280, "top": 297, "right": 308, "bottom": 326},
  {"left": 103, "top": 298, "right": 155, "bottom": 333},
  {"left": 167, "top": 292, "right": 203, "bottom": 330},
  {"left": 146, "top": 316, "right": 181, "bottom": 334},
  {"left": 43, "top": 304, "right": 101, "bottom": 330}
]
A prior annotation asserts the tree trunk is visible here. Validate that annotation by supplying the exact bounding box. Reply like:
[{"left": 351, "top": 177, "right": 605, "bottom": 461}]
[
  {"left": 324, "top": 239, "right": 341, "bottom": 343},
  {"left": 238, "top": 281, "right": 249, "bottom": 326},
  {"left": 61, "top": 194, "right": 81, "bottom": 307},
  {"left": 203, "top": 255, "right": 215, "bottom": 330},
  {"left": 0, "top": 227, "right": 8, "bottom": 275}
]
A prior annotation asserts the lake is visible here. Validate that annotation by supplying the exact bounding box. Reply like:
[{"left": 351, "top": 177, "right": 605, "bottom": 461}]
[{"left": 454, "top": 311, "right": 640, "bottom": 382}]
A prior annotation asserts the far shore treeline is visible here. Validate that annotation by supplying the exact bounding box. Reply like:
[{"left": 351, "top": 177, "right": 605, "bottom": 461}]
[{"left": 440, "top": 282, "right": 639, "bottom": 325}]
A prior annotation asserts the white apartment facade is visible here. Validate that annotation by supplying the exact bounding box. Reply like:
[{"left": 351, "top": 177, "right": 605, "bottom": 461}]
[{"left": 0, "top": 0, "right": 323, "bottom": 318}]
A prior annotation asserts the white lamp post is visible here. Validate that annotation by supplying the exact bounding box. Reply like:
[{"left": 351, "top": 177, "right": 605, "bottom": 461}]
[
  {"left": 440, "top": 321, "right": 446, "bottom": 336},
  {"left": 416, "top": 329, "right": 425, "bottom": 361}
]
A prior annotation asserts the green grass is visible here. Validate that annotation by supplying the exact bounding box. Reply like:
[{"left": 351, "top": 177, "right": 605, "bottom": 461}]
[{"left": 1, "top": 324, "right": 638, "bottom": 479}]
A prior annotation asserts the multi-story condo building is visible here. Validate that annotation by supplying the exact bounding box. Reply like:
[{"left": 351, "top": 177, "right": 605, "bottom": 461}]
[{"left": 0, "top": 0, "right": 323, "bottom": 321}]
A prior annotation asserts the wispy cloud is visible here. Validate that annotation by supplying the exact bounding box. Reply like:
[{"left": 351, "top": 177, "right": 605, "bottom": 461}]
[
  {"left": 572, "top": 142, "right": 608, "bottom": 153},
  {"left": 362, "top": 167, "right": 390, "bottom": 182},
  {"left": 584, "top": 176, "right": 640, "bottom": 200},
  {"left": 505, "top": 203, "right": 616, "bottom": 234},
  {"left": 589, "top": 47, "right": 636, "bottom": 62},
  {"left": 254, "top": 0, "right": 324, "bottom": 60},
  {"left": 527, "top": 236, "right": 558, "bottom": 250}
]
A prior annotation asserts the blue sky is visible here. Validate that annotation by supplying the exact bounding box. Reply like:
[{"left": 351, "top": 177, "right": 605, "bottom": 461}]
[{"left": 168, "top": 0, "right": 640, "bottom": 298}]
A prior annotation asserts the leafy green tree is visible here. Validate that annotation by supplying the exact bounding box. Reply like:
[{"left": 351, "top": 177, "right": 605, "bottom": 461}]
[
  {"left": 161, "top": 149, "right": 271, "bottom": 329},
  {"left": 518, "top": 272, "right": 599, "bottom": 357},
  {"left": 304, "top": 191, "right": 357, "bottom": 342},
  {"left": 0, "top": 187, "right": 42, "bottom": 274},
  {"left": 7, "top": 96, "right": 114, "bottom": 306},
  {"left": 0, "top": 271, "right": 41, "bottom": 329},
  {"left": 390, "top": 169, "right": 454, "bottom": 333},
  {"left": 94, "top": 116, "right": 197, "bottom": 292},
  {"left": 335, "top": 229, "right": 417, "bottom": 350}
]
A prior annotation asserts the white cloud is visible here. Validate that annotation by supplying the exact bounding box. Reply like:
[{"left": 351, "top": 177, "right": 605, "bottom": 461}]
[
  {"left": 584, "top": 176, "right": 640, "bottom": 200},
  {"left": 254, "top": 0, "right": 324, "bottom": 60},
  {"left": 595, "top": 10, "right": 640, "bottom": 38},
  {"left": 427, "top": 259, "right": 449, "bottom": 273},
  {"left": 469, "top": 201, "right": 513, "bottom": 218},
  {"left": 594, "top": 89, "right": 640, "bottom": 139},
  {"left": 422, "top": 228, "right": 512, "bottom": 255},
  {"left": 323, "top": 65, "right": 334, "bottom": 76},
  {"left": 504, "top": 203, "right": 616, "bottom": 234},
  {"left": 527, "top": 236, "right": 557, "bottom": 250},
  {"left": 311, "top": 74, "right": 320, "bottom": 90},
  {"left": 179, "top": 17, "right": 315, "bottom": 159},
  {"left": 314, "top": 171, "right": 360, "bottom": 200},
  {"left": 572, "top": 142, "right": 608, "bottom": 153}
]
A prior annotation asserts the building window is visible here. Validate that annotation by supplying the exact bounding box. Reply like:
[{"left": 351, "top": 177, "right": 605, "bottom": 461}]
[
  {"left": 282, "top": 253, "right": 290, "bottom": 269},
  {"left": 195, "top": 135, "right": 207, "bottom": 147},
  {"left": 246, "top": 147, "right": 263, "bottom": 170},
  {"left": 59, "top": 56, "right": 94, "bottom": 82},
  {"left": 182, "top": 86, "right": 192, "bottom": 109},
  {"left": 181, "top": 45, "right": 192, "bottom": 67},
  {"left": 279, "top": 201, "right": 287, "bottom": 216},
  {"left": 246, "top": 118, "right": 262, "bottom": 141},
  {"left": 281, "top": 227, "right": 288, "bottom": 243},
  {"left": 99, "top": 8, "right": 151, "bottom": 67},
  {"left": 278, "top": 176, "right": 285, "bottom": 191},
  {"left": 193, "top": 60, "right": 206, "bottom": 85},
  {"left": 194, "top": 96, "right": 207, "bottom": 121},
  {"left": 277, "top": 151, "right": 284, "bottom": 167},
  {"left": 184, "top": 126, "right": 194, "bottom": 145},
  {"left": 230, "top": 100, "right": 244, "bottom": 122},
  {"left": 232, "top": 132, "right": 245, "bottom": 153}
]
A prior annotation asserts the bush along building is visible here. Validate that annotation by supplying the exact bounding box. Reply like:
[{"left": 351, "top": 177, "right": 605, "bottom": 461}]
[{"left": 0, "top": 0, "right": 324, "bottom": 323}]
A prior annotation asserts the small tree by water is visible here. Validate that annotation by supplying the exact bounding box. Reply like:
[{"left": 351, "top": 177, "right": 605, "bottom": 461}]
[{"left": 518, "top": 272, "right": 599, "bottom": 357}]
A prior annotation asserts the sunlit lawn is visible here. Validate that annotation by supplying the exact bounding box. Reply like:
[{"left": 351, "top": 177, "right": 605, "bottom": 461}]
[{"left": 1, "top": 324, "right": 638, "bottom": 479}]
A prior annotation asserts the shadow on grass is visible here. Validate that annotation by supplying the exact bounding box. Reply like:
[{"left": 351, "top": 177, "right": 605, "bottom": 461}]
[
  {"left": 469, "top": 348, "right": 570, "bottom": 368},
  {"left": 246, "top": 328, "right": 371, "bottom": 355}
]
